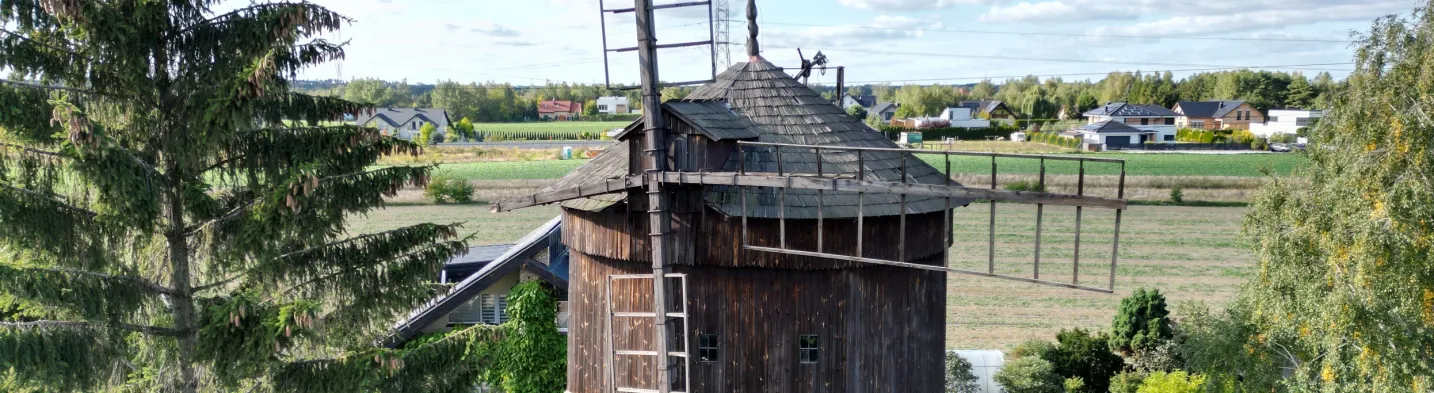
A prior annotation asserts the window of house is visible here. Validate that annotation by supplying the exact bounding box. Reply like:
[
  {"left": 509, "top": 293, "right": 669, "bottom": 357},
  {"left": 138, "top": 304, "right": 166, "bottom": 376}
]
[
  {"left": 1164, "top": 135, "right": 1175, "bottom": 142},
  {"left": 412, "top": 121, "right": 419, "bottom": 130},
  {"left": 1192, "top": 121, "right": 1205, "bottom": 128},
  {"left": 1295, "top": 117, "right": 1310, "bottom": 126},
  {"left": 799, "top": 335, "right": 819, "bottom": 364},
  {"left": 698, "top": 334, "right": 719, "bottom": 362},
  {"left": 1141, "top": 118, "right": 1150, "bottom": 125},
  {"left": 479, "top": 294, "right": 508, "bottom": 324},
  {"left": 1236, "top": 111, "right": 1243, "bottom": 121},
  {"left": 598, "top": 105, "right": 609, "bottom": 111},
  {"left": 1164, "top": 118, "right": 1175, "bottom": 125}
]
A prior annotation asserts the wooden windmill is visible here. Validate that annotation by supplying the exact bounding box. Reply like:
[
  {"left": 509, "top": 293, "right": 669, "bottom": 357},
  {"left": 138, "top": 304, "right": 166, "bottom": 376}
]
[{"left": 495, "top": 1, "right": 1127, "bottom": 392}]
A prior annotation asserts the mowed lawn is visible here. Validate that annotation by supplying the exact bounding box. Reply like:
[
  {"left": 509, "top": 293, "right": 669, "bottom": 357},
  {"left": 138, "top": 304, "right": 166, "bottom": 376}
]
[
  {"left": 428, "top": 152, "right": 1307, "bottom": 181},
  {"left": 348, "top": 202, "right": 1255, "bottom": 350}
]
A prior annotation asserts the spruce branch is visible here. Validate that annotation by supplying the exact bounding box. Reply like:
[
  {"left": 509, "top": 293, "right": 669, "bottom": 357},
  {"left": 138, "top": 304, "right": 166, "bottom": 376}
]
[
  {"left": 167, "top": 2, "right": 352, "bottom": 39},
  {"left": 30, "top": 266, "right": 179, "bottom": 296},
  {"left": 0, "top": 320, "right": 182, "bottom": 336},
  {"left": 0, "top": 78, "right": 97, "bottom": 96},
  {"left": 0, "top": 183, "right": 99, "bottom": 217},
  {"left": 183, "top": 198, "right": 260, "bottom": 236},
  {"left": 0, "top": 141, "right": 66, "bottom": 158}
]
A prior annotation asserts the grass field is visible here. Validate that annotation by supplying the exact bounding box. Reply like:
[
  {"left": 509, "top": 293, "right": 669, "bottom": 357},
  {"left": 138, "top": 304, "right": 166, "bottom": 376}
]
[
  {"left": 470, "top": 121, "right": 629, "bottom": 141},
  {"left": 347, "top": 203, "right": 1255, "bottom": 349}
]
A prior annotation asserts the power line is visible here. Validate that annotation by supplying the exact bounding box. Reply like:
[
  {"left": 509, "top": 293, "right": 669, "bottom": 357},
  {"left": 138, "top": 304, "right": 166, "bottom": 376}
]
[
  {"left": 835, "top": 62, "right": 1354, "bottom": 84},
  {"left": 763, "top": 21, "right": 1356, "bottom": 43},
  {"left": 770, "top": 45, "right": 1348, "bottom": 69}
]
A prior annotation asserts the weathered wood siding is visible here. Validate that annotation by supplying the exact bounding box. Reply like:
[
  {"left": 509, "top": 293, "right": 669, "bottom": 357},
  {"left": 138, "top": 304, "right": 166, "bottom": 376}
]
[
  {"left": 563, "top": 202, "right": 949, "bottom": 270},
  {"left": 564, "top": 204, "right": 950, "bottom": 393},
  {"left": 565, "top": 251, "right": 947, "bottom": 393}
]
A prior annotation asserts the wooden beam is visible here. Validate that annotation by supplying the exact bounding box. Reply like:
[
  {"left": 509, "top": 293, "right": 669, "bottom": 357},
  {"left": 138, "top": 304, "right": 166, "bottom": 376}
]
[
  {"left": 744, "top": 245, "right": 1114, "bottom": 294},
  {"left": 490, "top": 176, "right": 645, "bottom": 212},
  {"left": 659, "top": 172, "right": 1128, "bottom": 209}
]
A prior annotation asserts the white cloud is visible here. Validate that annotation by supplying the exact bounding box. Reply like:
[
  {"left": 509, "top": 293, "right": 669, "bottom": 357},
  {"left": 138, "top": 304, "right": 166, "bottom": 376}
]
[
  {"left": 466, "top": 22, "right": 521, "bottom": 37},
  {"left": 979, "top": 0, "right": 1409, "bottom": 24},
  {"left": 764, "top": 15, "right": 941, "bottom": 48},
  {"left": 1085, "top": 1, "right": 1409, "bottom": 37},
  {"left": 838, "top": 0, "right": 994, "bottom": 11},
  {"left": 979, "top": 1, "right": 1140, "bottom": 23}
]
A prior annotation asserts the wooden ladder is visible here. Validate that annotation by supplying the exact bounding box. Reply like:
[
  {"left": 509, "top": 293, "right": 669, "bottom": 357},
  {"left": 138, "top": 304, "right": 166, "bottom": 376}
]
[{"left": 604, "top": 273, "right": 692, "bottom": 393}]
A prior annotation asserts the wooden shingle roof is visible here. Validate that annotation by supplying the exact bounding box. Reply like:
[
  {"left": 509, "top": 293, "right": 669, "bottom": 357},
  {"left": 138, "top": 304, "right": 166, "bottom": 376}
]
[
  {"left": 687, "top": 60, "right": 967, "bottom": 219},
  {"left": 534, "top": 59, "right": 970, "bottom": 219}
]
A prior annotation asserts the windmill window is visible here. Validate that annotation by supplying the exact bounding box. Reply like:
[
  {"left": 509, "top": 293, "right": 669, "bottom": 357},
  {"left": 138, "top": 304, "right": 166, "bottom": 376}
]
[
  {"left": 698, "top": 334, "right": 719, "bottom": 362},
  {"left": 799, "top": 335, "right": 819, "bottom": 364}
]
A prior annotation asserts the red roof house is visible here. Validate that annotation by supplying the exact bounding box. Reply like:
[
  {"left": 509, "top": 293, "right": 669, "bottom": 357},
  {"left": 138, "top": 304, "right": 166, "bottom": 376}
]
[{"left": 539, "top": 100, "right": 581, "bottom": 121}]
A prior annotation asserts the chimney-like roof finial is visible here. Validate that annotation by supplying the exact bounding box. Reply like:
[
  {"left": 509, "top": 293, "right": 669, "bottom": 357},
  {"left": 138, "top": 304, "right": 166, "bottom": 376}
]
[{"left": 746, "top": 0, "right": 760, "bottom": 60}]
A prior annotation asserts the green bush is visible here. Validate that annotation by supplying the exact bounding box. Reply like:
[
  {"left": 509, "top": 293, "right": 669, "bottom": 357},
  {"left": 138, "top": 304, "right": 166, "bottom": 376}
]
[
  {"left": 1168, "top": 187, "right": 1184, "bottom": 205},
  {"left": 1269, "top": 132, "right": 1298, "bottom": 143},
  {"left": 995, "top": 357, "right": 1063, "bottom": 393},
  {"left": 1250, "top": 137, "right": 1269, "bottom": 150},
  {"left": 424, "top": 177, "right": 474, "bottom": 204},
  {"left": 1047, "top": 329, "right": 1125, "bottom": 393},
  {"left": 1010, "top": 339, "right": 1057, "bottom": 360},
  {"left": 1135, "top": 371, "right": 1205, "bottom": 393},
  {"left": 1063, "top": 377, "right": 1085, "bottom": 393},
  {"left": 945, "top": 352, "right": 980, "bottom": 393},
  {"left": 1006, "top": 180, "right": 1047, "bottom": 193},
  {"left": 418, "top": 123, "right": 437, "bottom": 145},
  {"left": 1110, "top": 288, "right": 1174, "bottom": 355},
  {"left": 1109, "top": 372, "right": 1146, "bottom": 393}
]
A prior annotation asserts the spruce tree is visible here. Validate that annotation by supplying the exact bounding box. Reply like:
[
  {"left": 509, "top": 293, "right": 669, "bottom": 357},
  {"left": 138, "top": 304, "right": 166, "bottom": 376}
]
[{"left": 0, "top": 2, "right": 494, "bottom": 391}]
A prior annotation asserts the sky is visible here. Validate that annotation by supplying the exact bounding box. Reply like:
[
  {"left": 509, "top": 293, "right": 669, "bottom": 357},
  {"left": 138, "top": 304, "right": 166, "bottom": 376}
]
[{"left": 268, "top": 0, "right": 1418, "bottom": 86}]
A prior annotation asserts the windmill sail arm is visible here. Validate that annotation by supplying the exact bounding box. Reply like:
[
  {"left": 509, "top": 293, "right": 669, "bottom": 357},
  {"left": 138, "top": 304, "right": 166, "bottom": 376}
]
[
  {"left": 491, "top": 176, "right": 646, "bottom": 212},
  {"left": 659, "top": 172, "right": 1127, "bottom": 209}
]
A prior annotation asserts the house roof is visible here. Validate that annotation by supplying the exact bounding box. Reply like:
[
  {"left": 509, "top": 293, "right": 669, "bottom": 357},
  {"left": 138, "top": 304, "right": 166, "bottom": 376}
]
[
  {"left": 847, "top": 94, "right": 876, "bottom": 108},
  {"left": 872, "top": 102, "right": 899, "bottom": 114},
  {"left": 545, "top": 60, "right": 964, "bottom": 219},
  {"left": 539, "top": 100, "right": 578, "bottom": 113},
  {"left": 354, "top": 108, "right": 451, "bottom": 129},
  {"left": 1175, "top": 100, "right": 1246, "bottom": 119},
  {"left": 957, "top": 100, "right": 1005, "bottom": 115},
  {"left": 1077, "top": 120, "right": 1149, "bottom": 133},
  {"left": 1083, "top": 102, "right": 1179, "bottom": 118},
  {"left": 444, "top": 244, "right": 516, "bottom": 268},
  {"left": 387, "top": 216, "right": 565, "bottom": 347}
]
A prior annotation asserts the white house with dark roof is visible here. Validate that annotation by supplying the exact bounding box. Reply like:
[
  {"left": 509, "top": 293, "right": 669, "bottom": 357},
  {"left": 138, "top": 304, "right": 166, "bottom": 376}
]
[
  {"left": 841, "top": 94, "right": 876, "bottom": 110},
  {"left": 1082, "top": 102, "right": 1179, "bottom": 144},
  {"left": 1072, "top": 120, "right": 1153, "bottom": 147},
  {"left": 1250, "top": 108, "right": 1323, "bottom": 138},
  {"left": 353, "top": 107, "right": 450, "bottom": 141},
  {"left": 871, "top": 102, "right": 900, "bottom": 122}
]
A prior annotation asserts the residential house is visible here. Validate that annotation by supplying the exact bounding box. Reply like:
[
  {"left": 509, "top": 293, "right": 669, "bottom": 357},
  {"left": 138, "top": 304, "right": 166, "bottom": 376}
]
[
  {"left": 1250, "top": 108, "right": 1323, "bottom": 138},
  {"left": 539, "top": 100, "right": 581, "bottom": 121},
  {"left": 1071, "top": 120, "right": 1153, "bottom": 147},
  {"left": 1171, "top": 100, "right": 1265, "bottom": 130},
  {"left": 871, "top": 102, "right": 900, "bottom": 122},
  {"left": 938, "top": 106, "right": 992, "bottom": 128},
  {"left": 595, "top": 96, "right": 630, "bottom": 114},
  {"left": 1081, "top": 102, "right": 1179, "bottom": 145},
  {"left": 353, "top": 107, "right": 450, "bottom": 141},
  {"left": 957, "top": 100, "right": 1017, "bottom": 126},
  {"left": 388, "top": 217, "right": 570, "bottom": 346},
  {"left": 841, "top": 94, "right": 876, "bottom": 110}
]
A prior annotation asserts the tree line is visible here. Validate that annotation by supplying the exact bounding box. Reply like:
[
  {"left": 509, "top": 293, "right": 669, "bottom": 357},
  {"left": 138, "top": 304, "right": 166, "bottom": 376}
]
[
  {"left": 842, "top": 69, "right": 1343, "bottom": 123},
  {"left": 300, "top": 69, "right": 1341, "bottom": 125}
]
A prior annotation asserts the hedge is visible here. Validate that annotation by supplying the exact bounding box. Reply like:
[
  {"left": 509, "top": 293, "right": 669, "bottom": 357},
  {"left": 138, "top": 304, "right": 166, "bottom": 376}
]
[
  {"left": 1029, "top": 131, "right": 1083, "bottom": 149},
  {"left": 877, "top": 125, "right": 1020, "bottom": 142}
]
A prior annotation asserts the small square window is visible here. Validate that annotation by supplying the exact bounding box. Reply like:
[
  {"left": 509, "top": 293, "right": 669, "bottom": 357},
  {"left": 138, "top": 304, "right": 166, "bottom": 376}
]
[
  {"left": 1140, "top": 118, "right": 1150, "bottom": 125},
  {"left": 799, "top": 334, "right": 819, "bottom": 364},
  {"left": 698, "top": 334, "right": 718, "bottom": 363}
]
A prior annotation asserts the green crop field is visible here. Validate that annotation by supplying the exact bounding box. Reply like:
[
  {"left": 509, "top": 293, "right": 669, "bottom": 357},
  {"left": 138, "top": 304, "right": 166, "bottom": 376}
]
[
  {"left": 469, "top": 121, "right": 630, "bottom": 141},
  {"left": 347, "top": 203, "right": 1256, "bottom": 349},
  {"left": 428, "top": 153, "right": 1307, "bottom": 181}
]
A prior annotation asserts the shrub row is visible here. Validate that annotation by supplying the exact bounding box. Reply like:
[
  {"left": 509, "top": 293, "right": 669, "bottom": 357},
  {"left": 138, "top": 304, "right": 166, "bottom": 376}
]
[
  {"left": 1029, "top": 131, "right": 1082, "bottom": 149},
  {"left": 475, "top": 129, "right": 605, "bottom": 141},
  {"left": 877, "top": 125, "right": 1019, "bottom": 142}
]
